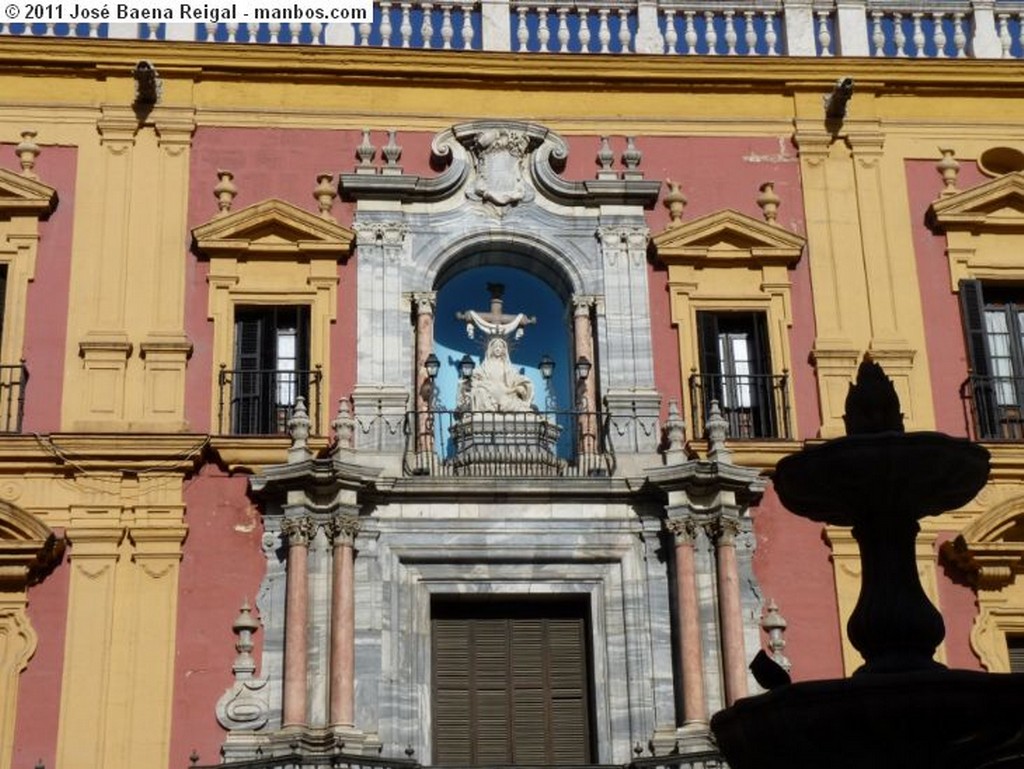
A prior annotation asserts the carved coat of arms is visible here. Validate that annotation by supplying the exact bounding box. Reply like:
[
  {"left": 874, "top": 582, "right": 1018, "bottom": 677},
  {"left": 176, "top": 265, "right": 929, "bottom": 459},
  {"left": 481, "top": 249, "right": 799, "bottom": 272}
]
[{"left": 466, "top": 128, "right": 535, "bottom": 213}]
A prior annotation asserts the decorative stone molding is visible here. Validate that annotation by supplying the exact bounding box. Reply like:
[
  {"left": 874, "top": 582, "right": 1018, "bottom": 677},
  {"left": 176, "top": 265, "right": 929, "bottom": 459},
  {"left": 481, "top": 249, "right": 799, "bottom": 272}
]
[
  {"left": 941, "top": 494, "right": 1024, "bottom": 590},
  {"left": 192, "top": 198, "right": 354, "bottom": 435},
  {"left": 653, "top": 208, "right": 805, "bottom": 441},
  {"left": 928, "top": 171, "right": 1024, "bottom": 291},
  {"left": 216, "top": 601, "right": 271, "bottom": 732}
]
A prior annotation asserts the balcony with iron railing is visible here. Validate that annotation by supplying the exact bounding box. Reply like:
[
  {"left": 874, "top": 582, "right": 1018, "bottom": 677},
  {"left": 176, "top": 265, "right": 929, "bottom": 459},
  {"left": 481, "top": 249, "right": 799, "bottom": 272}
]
[
  {"left": 5, "top": 0, "right": 1024, "bottom": 59},
  {"left": 403, "top": 407, "right": 614, "bottom": 477},
  {"left": 218, "top": 365, "right": 323, "bottom": 436},
  {"left": 962, "top": 373, "right": 1024, "bottom": 441},
  {"left": 689, "top": 371, "right": 792, "bottom": 441}
]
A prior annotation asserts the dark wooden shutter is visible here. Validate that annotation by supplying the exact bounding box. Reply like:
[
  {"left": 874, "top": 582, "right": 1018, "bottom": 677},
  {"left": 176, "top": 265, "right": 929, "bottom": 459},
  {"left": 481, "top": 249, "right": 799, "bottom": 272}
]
[
  {"left": 959, "top": 279, "right": 991, "bottom": 377},
  {"left": 233, "top": 310, "right": 267, "bottom": 433},
  {"left": 696, "top": 311, "right": 723, "bottom": 410},
  {"left": 432, "top": 602, "right": 591, "bottom": 766}
]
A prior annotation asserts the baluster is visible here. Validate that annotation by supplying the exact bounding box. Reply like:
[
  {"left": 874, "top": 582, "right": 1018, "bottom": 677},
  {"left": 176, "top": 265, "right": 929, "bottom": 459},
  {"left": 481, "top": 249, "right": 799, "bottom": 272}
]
[
  {"left": 1018, "top": 13, "right": 1024, "bottom": 58},
  {"left": 598, "top": 8, "right": 611, "bottom": 52},
  {"left": 765, "top": 10, "right": 778, "bottom": 55},
  {"left": 724, "top": 10, "right": 737, "bottom": 54},
  {"left": 42, "top": 22, "right": 55, "bottom": 35},
  {"left": 556, "top": 6, "right": 569, "bottom": 52},
  {"left": 998, "top": 13, "right": 1011, "bottom": 58},
  {"left": 684, "top": 10, "right": 697, "bottom": 53},
  {"left": 744, "top": 11, "right": 756, "bottom": 54},
  {"left": 225, "top": 22, "right": 239, "bottom": 42},
  {"left": 309, "top": 22, "right": 323, "bottom": 44},
  {"left": 399, "top": 3, "right": 412, "bottom": 47},
  {"left": 871, "top": 10, "right": 884, "bottom": 55},
  {"left": 358, "top": 18, "right": 371, "bottom": 44},
  {"left": 441, "top": 3, "right": 454, "bottom": 48},
  {"left": 204, "top": 22, "right": 216, "bottom": 41},
  {"left": 421, "top": 3, "right": 434, "bottom": 48},
  {"left": 704, "top": 11, "right": 717, "bottom": 54},
  {"left": 578, "top": 6, "right": 591, "bottom": 51},
  {"left": 460, "top": 2, "right": 473, "bottom": 48},
  {"left": 933, "top": 12, "right": 946, "bottom": 57},
  {"left": 268, "top": 22, "right": 281, "bottom": 43},
  {"left": 952, "top": 12, "right": 966, "bottom": 58},
  {"left": 893, "top": 12, "right": 906, "bottom": 56},
  {"left": 515, "top": 5, "right": 528, "bottom": 50},
  {"left": 816, "top": 10, "right": 831, "bottom": 56},
  {"left": 537, "top": 7, "right": 550, "bottom": 50},
  {"left": 618, "top": 7, "right": 631, "bottom": 52},
  {"left": 380, "top": 1, "right": 393, "bottom": 46},
  {"left": 911, "top": 12, "right": 924, "bottom": 56},
  {"left": 664, "top": 9, "right": 677, "bottom": 53}
]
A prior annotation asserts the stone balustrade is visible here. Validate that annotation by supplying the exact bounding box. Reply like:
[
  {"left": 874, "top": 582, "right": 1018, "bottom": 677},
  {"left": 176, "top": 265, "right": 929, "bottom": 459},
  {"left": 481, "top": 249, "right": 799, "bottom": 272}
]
[{"left": 2, "top": 0, "right": 1023, "bottom": 58}]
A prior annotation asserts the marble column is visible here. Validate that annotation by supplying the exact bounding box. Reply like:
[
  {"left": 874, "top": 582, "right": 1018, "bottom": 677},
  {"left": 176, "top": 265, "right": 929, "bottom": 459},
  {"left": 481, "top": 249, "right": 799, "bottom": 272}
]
[
  {"left": 281, "top": 516, "right": 315, "bottom": 728},
  {"left": 413, "top": 292, "right": 436, "bottom": 459},
  {"left": 667, "top": 517, "right": 707, "bottom": 724},
  {"left": 715, "top": 517, "right": 747, "bottom": 705},
  {"left": 573, "top": 295, "right": 598, "bottom": 466},
  {"left": 328, "top": 514, "right": 361, "bottom": 727}
]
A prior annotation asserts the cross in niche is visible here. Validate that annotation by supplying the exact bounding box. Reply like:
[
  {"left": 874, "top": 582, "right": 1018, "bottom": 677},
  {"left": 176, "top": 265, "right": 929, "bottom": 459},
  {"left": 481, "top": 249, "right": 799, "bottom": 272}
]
[{"left": 456, "top": 282, "right": 536, "bottom": 339}]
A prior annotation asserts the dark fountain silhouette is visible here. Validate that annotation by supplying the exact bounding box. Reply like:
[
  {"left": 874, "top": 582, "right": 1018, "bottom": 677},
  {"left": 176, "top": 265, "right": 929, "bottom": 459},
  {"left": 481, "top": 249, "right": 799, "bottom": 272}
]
[{"left": 711, "top": 358, "right": 1024, "bottom": 769}]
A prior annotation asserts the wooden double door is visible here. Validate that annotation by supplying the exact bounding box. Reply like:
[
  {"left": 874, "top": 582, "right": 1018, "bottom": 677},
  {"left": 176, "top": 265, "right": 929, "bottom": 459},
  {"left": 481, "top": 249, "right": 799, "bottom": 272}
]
[{"left": 431, "top": 598, "right": 594, "bottom": 766}]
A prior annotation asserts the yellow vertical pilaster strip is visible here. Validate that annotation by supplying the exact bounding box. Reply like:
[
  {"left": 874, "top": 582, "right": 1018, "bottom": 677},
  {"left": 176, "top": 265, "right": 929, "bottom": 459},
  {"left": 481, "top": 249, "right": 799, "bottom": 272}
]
[
  {"left": 135, "top": 110, "right": 196, "bottom": 430},
  {"left": 848, "top": 129, "right": 935, "bottom": 430},
  {"left": 56, "top": 515, "right": 124, "bottom": 769},
  {"left": 0, "top": 595, "right": 37, "bottom": 769},
  {"left": 64, "top": 107, "right": 136, "bottom": 430}
]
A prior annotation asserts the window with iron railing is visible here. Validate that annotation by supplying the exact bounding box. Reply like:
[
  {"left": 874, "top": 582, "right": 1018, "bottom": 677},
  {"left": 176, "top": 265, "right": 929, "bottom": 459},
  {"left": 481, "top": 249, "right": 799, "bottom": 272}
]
[
  {"left": 960, "top": 280, "right": 1024, "bottom": 441},
  {"left": 219, "top": 306, "right": 318, "bottom": 435},
  {"left": 690, "top": 311, "right": 790, "bottom": 440}
]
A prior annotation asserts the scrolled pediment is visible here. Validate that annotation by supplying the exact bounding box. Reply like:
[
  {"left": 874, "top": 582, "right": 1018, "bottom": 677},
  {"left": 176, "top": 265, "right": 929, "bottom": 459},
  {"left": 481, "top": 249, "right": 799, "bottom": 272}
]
[
  {"left": 0, "top": 167, "right": 57, "bottom": 219},
  {"left": 929, "top": 171, "right": 1024, "bottom": 231},
  {"left": 192, "top": 198, "right": 355, "bottom": 259},
  {"left": 652, "top": 208, "right": 805, "bottom": 267}
]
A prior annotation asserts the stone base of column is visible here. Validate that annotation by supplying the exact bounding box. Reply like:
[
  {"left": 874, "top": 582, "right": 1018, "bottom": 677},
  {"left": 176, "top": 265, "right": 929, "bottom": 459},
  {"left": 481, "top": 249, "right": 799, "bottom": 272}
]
[
  {"left": 649, "top": 725, "right": 684, "bottom": 756},
  {"left": 676, "top": 721, "right": 716, "bottom": 753}
]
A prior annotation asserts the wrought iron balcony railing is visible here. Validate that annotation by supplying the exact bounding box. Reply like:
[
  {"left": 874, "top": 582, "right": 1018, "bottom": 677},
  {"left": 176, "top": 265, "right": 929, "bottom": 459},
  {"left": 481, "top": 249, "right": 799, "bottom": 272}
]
[
  {"left": 962, "top": 373, "right": 1024, "bottom": 441},
  {"left": 0, "top": 362, "right": 27, "bottom": 433},
  {"left": 217, "top": 365, "right": 322, "bottom": 436},
  {"left": 403, "top": 408, "right": 614, "bottom": 477},
  {"left": 5, "top": 0, "right": 1024, "bottom": 59},
  {"left": 689, "top": 371, "right": 791, "bottom": 440}
]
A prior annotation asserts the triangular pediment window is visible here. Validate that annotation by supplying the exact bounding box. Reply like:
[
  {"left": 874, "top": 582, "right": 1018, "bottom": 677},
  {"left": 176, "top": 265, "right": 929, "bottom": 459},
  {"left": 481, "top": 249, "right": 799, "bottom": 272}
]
[
  {"left": 930, "top": 172, "right": 1024, "bottom": 231},
  {"left": 652, "top": 209, "right": 804, "bottom": 267},
  {"left": 192, "top": 198, "right": 355, "bottom": 259},
  {"left": 0, "top": 168, "right": 57, "bottom": 219}
]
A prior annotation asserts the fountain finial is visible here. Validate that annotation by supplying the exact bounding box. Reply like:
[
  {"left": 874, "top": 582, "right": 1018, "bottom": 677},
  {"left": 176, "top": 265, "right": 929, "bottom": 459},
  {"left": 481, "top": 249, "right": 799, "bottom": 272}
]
[{"left": 843, "top": 355, "right": 903, "bottom": 435}]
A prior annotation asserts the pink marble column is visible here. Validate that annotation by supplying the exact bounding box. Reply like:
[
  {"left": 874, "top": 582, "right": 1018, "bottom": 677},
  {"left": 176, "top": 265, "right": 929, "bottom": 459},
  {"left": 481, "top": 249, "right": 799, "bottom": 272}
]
[
  {"left": 281, "top": 516, "right": 315, "bottom": 728},
  {"left": 716, "top": 517, "right": 748, "bottom": 705},
  {"left": 667, "top": 517, "right": 707, "bottom": 724},
  {"left": 329, "top": 514, "right": 360, "bottom": 727},
  {"left": 572, "top": 296, "right": 598, "bottom": 463},
  {"left": 413, "top": 292, "right": 436, "bottom": 457}
]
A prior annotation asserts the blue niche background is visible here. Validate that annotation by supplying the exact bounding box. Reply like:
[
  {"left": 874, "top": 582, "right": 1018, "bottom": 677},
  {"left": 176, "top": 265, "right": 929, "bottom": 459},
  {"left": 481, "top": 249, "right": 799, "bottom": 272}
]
[{"left": 433, "top": 265, "right": 573, "bottom": 443}]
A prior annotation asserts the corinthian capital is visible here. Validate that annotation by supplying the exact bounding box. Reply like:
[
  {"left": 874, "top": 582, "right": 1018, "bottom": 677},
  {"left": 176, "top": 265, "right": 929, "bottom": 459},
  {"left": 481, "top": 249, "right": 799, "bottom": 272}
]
[
  {"left": 666, "top": 516, "right": 700, "bottom": 544},
  {"left": 327, "top": 514, "right": 361, "bottom": 546},
  {"left": 280, "top": 516, "right": 317, "bottom": 547}
]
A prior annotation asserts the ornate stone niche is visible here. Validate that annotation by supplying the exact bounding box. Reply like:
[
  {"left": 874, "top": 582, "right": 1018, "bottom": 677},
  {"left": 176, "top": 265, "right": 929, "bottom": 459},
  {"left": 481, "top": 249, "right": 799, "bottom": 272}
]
[
  {"left": 339, "top": 120, "right": 662, "bottom": 458},
  {"left": 192, "top": 198, "right": 355, "bottom": 442}
]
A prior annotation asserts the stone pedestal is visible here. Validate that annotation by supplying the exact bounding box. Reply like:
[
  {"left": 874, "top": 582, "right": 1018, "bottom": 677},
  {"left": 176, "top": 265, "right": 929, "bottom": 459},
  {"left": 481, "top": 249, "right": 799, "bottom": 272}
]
[{"left": 450, "top": 411, "right": 562, "bottom": 475}]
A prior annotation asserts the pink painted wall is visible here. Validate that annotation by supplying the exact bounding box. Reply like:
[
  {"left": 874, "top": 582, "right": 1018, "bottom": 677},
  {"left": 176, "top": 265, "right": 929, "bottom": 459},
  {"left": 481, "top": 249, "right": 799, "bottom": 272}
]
[
  {"left": 11, "top": 543, "right": 69, "bottom": 769},
  {"left": 0, "top": 144, "right": 75, "bottom": 433},
  {"left": 169, "top": 466, "right": 266, "bottom": 767},
  {"left": 907, "top": 159, "right": 987, "bottom": 436},
  {"left": 751, "top": 485, "right": 846, "bottom": 680}
]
